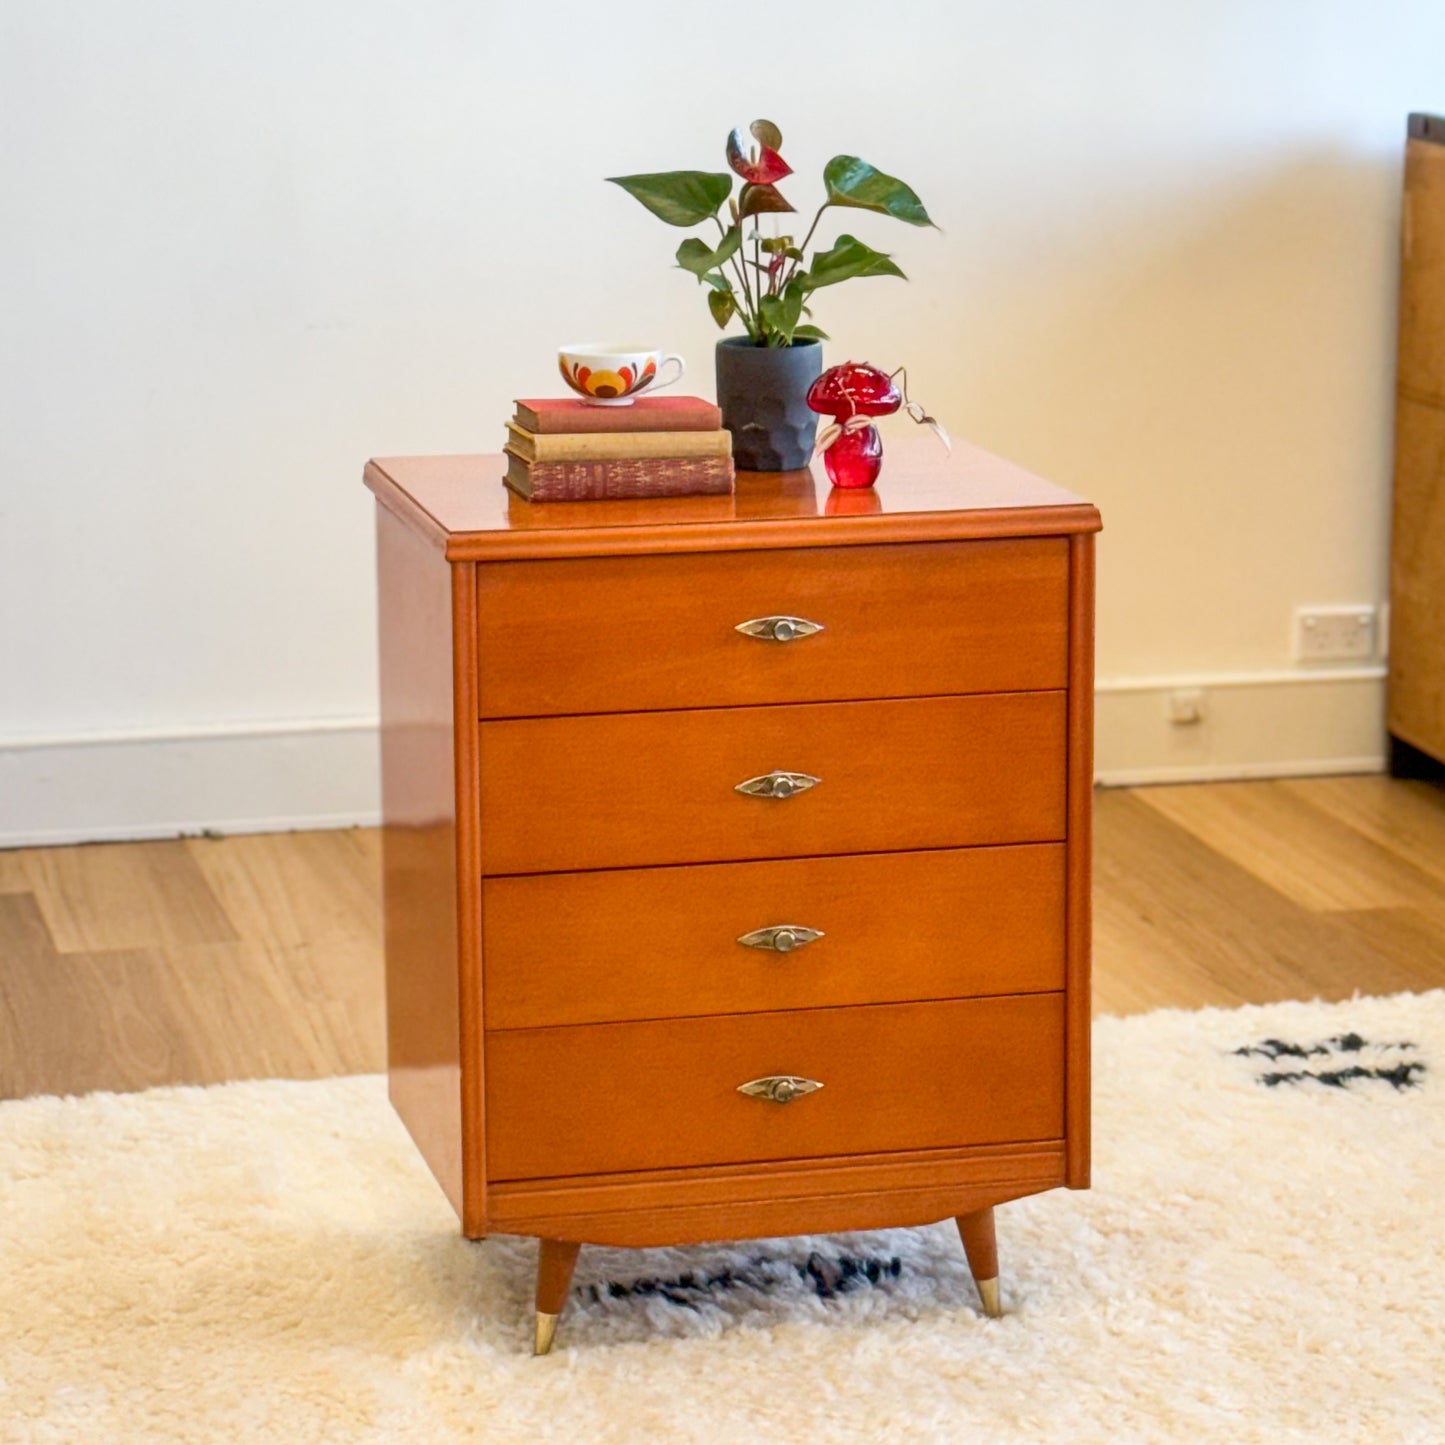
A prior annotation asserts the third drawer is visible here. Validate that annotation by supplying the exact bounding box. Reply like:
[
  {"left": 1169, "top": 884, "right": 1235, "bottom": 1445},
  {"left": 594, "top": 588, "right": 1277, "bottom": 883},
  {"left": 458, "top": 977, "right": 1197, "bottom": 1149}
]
[
  {"left": 478, "top": 691, "right": 1067, "bottom": 875},
  {"left": 483, "top": 843, "right": 1065, "bottom": 1030}
]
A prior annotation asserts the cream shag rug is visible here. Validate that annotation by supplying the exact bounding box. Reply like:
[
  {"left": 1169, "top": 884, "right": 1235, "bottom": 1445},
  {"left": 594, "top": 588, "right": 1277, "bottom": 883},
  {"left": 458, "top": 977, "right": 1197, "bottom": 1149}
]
[{"left": 3, "top": 992, "right": 1443, "bottom": 1445}]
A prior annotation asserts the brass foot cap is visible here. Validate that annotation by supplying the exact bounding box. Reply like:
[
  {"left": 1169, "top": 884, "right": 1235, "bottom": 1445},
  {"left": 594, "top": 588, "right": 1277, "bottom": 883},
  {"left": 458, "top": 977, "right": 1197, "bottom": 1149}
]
[
  {"left": 534, "top": 1312, "right": 560, "bottom": 1356},
  {"left": 976, "top": 1277, "right": 1002, "bottom": 1319}
]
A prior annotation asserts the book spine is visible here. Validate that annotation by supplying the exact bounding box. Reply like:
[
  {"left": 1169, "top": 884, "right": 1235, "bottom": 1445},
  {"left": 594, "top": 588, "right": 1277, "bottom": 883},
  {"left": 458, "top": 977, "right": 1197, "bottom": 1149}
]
[
  {"left": 506, "top": 424, "right": 732, "bottom": 463},
  {"left": 517, "top": 400, "right": 723, "bottom": 434},
  {"left": 506, "top": 453, "right": 735, "bottom": 501}
]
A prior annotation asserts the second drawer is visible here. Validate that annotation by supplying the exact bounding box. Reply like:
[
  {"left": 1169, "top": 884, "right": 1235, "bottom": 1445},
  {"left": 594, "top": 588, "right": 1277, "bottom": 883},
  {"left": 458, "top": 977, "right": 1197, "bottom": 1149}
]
[
  {"left": 483, "top": 843, "right": 1066, "bottom": 1029},
  {"left": 478, "top": 691, "right": 1067, "bottom": 874}
]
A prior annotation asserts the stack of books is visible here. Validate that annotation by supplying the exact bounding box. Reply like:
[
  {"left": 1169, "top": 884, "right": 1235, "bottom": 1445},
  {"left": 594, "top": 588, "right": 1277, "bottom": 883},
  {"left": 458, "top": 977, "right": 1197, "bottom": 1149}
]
[{"left": 504, "top": 396, "right": 734, "bottom": 501}]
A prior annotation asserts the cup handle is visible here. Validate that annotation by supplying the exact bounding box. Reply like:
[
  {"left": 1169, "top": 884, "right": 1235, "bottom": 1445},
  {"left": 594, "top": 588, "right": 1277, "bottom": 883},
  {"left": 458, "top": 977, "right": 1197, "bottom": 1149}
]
[{"left": 654, "top": 354, "right": 686, "bottom": 390}]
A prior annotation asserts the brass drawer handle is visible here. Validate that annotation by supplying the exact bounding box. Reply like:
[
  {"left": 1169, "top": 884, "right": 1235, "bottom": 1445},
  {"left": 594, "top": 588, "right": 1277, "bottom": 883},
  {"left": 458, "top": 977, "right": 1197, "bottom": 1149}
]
[
  {"left": 737, "top": 1075, "right": 823, "bottom": 1104},
  {"left": 735, "top": 770, "right": 820, "bottom": 800},
  {"left": 735, "top": 615, "right": 824, "bottom": 643},
  {"left": 737, "top": 925, "right": 824, "bottom": 953}
]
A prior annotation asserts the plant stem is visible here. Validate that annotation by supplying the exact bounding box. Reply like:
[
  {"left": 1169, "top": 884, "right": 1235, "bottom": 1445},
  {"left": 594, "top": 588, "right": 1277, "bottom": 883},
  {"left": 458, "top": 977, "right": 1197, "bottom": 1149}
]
[
  {"left": 714, "top": 213, "right": 759, "bottom": 338},
  {"left": 732, "top": 255, "right": 758, "bottom": 335},
  {"left": 786, "top": 201, "right": 832, "bottom": 287},
  {"left": 755, "top": 231, "right": 775, "bottom": 344},
  {"left": 796, "top": 201, "right": 831, "bottom": 257}
]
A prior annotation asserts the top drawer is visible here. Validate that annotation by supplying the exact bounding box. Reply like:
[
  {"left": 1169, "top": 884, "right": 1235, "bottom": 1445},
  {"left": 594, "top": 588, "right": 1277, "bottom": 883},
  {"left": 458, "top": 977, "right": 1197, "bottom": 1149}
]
[{"left": 474, "top": 538, "right": 1069, "bottom": 718}]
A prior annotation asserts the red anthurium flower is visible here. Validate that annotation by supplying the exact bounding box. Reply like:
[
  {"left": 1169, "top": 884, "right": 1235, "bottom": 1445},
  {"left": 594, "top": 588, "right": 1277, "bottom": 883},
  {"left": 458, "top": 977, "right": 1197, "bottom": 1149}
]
[{"left": 726, "top": 124, "right": 792, "bottom": 186}]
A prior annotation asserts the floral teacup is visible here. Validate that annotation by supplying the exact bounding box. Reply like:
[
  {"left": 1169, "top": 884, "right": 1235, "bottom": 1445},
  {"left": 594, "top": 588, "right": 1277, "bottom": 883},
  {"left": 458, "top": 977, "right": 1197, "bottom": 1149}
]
[{"left": 557, "top": 344, "right": 685, "bottom": 406}]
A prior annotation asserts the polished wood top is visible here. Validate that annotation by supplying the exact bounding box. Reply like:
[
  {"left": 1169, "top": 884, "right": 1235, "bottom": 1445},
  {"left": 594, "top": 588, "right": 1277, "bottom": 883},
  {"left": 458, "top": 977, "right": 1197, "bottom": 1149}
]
[{"left": 364, "top": 438, "right": 1100, "bottom": 561}]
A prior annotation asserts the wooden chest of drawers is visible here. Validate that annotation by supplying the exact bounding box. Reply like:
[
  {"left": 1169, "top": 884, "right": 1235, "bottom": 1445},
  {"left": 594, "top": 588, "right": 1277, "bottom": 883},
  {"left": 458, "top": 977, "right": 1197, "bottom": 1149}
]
[{"left": 365, "top": 443, "right": 1100, "bottom": 1353}]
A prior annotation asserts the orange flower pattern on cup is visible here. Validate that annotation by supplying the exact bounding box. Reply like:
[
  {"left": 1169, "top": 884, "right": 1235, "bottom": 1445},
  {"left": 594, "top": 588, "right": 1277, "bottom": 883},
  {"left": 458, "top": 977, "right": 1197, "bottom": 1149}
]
[
  {"left": 558, "top": 355, "right": 657, "bottom": 402},
  {"left": 556, "top": 345, "right": 687, "bottom": 406}
]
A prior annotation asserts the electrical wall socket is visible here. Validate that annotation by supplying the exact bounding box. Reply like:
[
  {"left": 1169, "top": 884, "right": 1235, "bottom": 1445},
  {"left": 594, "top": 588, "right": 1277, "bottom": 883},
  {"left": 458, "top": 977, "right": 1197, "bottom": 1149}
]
[
  {"left": 1293, "top": 605, "right": 1376, "bottom": 663},
  {"left": 1166, "top": 687, "right": 1206, "bottom": 724}
]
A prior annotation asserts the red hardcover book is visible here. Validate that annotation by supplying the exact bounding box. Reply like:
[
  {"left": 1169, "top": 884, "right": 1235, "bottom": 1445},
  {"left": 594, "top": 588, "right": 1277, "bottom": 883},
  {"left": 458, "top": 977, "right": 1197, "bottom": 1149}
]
[
  {"left": 513, "top": 395, "right": 722, "bottom": 435},
  {"left": 503, "top": 451, "right": 734, "bottom": 502}
]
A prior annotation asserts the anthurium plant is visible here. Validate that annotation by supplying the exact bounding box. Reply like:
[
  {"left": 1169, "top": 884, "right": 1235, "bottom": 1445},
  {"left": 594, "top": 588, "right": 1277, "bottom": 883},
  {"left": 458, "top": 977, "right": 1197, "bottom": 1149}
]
[{"left": 608, "top": 120, "right": 935, "bottom": 347}]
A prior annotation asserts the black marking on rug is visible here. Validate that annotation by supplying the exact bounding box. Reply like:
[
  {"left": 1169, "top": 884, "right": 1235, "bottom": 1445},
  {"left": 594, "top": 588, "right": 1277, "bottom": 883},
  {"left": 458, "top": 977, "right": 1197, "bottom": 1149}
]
[
  {"left": 581, "top": 1251, "right": 903, "bottom": 1310},
  {"left": 1233, "top": 1033, "right": 1425, "bottom": 1090}
]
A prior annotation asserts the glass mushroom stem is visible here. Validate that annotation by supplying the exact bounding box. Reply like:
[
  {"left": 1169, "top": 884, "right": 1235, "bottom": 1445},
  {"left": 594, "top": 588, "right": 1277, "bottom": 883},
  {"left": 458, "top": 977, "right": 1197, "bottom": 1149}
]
[{"left": 822, "top": 422, "right": 883, "bottom": 488}]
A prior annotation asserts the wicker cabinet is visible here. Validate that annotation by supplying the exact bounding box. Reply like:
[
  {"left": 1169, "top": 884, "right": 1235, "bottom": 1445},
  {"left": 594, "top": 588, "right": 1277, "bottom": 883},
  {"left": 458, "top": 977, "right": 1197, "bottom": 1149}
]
[{"left": 1390, "top": 113, "right": 1445, "bottom": 770}]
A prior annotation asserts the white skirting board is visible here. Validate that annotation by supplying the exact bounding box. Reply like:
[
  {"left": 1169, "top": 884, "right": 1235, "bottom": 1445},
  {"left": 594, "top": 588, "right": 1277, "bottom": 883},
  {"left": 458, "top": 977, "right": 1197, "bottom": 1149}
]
[
  {"left": 1094, "top": 666, "right": 1387, "bottom": 786},
  {"left": 0, "top": 669, "right": 1388, "bottom": 847},
  {"left": 0, "top": 720, "right": 381, "bottom": 848}
]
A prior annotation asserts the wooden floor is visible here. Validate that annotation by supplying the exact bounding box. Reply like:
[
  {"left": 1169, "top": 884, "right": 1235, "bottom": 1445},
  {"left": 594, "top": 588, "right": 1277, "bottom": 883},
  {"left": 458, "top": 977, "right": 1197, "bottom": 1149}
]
[{"left": 3, "top": 774, "right": 1445, "bottom": 1101}]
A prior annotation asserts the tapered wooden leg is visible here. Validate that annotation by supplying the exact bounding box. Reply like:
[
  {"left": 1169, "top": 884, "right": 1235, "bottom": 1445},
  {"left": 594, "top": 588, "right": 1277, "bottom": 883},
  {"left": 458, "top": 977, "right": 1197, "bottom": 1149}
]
[
  {"left": 955, "top": 1207, "right": 1002, "bottom": 1318},
  {"left": 533, "top": 1238, "right": 581, "bottom": 1355}
]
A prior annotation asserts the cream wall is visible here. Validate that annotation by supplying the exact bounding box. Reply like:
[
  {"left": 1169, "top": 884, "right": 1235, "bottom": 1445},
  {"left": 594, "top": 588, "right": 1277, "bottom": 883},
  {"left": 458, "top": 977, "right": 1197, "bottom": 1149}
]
[{"left": 2, "top": 0, "right": 1440, "bottom": 840}]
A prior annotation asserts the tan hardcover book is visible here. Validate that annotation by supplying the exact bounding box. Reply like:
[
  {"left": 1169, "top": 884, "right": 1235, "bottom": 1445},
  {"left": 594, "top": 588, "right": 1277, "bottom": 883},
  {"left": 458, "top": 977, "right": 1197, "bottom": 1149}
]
[
  {"left": 505, "top": 423, "right": 733, "bottom": 464},
  {"left": 503, "top": 450, "right": 735, "bottom": 502}
]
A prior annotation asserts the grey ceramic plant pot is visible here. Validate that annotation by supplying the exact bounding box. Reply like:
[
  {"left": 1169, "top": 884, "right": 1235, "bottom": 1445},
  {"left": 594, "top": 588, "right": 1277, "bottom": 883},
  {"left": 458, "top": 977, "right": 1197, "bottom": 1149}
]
[{"left": 715, "top": 337, "right": 824, "bottom": 471}]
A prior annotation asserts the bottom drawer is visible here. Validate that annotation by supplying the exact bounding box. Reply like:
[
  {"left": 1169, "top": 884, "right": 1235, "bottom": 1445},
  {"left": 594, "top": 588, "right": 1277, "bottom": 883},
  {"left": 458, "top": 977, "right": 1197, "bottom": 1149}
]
[{"left": 485, "top": 993, "right": 1065, "bottom": 1181}]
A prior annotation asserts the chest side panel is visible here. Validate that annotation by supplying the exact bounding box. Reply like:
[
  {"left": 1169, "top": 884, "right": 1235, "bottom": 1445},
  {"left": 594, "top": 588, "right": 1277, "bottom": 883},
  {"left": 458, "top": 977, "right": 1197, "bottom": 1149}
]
[{"left": 376, "top": 505, "right": 471, "bottom": 1222}]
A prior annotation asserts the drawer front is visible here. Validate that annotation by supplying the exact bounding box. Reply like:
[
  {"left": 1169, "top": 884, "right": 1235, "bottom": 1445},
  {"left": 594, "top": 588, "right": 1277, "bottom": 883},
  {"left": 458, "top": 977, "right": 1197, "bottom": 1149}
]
[
  {"left": 485, "top": 993, "right": 1065, "bottom": 1181},
  {"left": 478, "top": 692, "right": 1066, "bottom": 874},
  {"left": 474, "top": 539, "right": 1069, "bottom": 718},
  {"left": 483, "top": 844, "right": 1065, "bottom": 1029}
]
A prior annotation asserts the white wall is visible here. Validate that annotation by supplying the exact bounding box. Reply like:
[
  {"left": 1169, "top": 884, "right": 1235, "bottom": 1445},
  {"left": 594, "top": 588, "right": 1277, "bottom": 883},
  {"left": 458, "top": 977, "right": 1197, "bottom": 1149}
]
[{"left": 2, "top": 0, "right": 1440, "bottom": 841}]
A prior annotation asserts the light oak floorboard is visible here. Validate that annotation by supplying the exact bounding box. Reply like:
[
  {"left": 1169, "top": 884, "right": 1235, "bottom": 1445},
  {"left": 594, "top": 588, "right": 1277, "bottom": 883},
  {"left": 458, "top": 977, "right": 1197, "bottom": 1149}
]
[
  {"left": 185, "top": 829, "right": 382, "bottom": 952},
  {"left": 0, "top": 831, "right": 384, "bottom": 1100},
  {"left": 1278, "top": 774, "right": 1445, "bottom": 889},
  {"left": 18, "top": 838, "right": 238, "bottom": 953},
  {"left": 1135, "top": 780, "right": 1445, "bottom": 915},
  {"left": 0, "top": 850, "right": 31, "bottom": 894},
  {"left": 2, "top": 778, "right": 1444, "bottom": 1100}
]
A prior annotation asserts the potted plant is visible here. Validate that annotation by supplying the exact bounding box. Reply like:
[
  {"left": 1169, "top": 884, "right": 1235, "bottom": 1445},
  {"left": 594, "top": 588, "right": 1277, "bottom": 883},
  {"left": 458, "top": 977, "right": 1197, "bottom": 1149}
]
[{"left": 608, "top": 120, "right": 935, "bottom": 470}]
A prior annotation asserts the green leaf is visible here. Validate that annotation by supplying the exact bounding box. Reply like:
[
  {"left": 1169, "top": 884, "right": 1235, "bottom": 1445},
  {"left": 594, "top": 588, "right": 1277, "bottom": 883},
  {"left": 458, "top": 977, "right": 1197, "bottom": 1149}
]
[
  {"left": 708, "top": 288, "right": 737, "bottom": 329},
  {"left": 803, "top": 233, "right": 907, "bottom": 289},
  {"left": 676, "top": 228, "right": 741, "bottom": 276},
  {"left": 700, "top": 272, "right": 733, "bottom": 292},
  {"left": 677, "top": 237, "right": 712, "bottom": 272},
  {"left": 793, "top": 323, "right": 830, "bottom": 341},
  {"left": 780, "top": 277, "right": 805, "bottom": 333},
  {"left": 607, "top": 171, "right": 733, "bottom": 227},
  {"left": 756, "top": 279, "right": 808, "bottom": 346},
  {"left": 822, "top": 156, "right": 933, "bottom": 227},
  {"left": 758, "top": 293, "right": 784, "bottom": 340}
]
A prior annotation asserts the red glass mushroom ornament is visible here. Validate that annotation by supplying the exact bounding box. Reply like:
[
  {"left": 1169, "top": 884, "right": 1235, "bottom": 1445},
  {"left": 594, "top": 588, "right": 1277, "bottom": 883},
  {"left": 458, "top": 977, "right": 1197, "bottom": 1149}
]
[
  {"left": 806, "top": 363, "right": 898, "bottom": 489},
  {"left": 807, "top": 361, "right": 948, "bottom": 489}
]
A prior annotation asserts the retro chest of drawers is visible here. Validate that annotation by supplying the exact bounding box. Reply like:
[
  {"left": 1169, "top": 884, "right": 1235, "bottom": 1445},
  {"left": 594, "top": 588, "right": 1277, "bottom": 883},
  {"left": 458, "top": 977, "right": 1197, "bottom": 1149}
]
[{"left": 365, "top": 444, "right": 1100, "bottom": 1354}]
